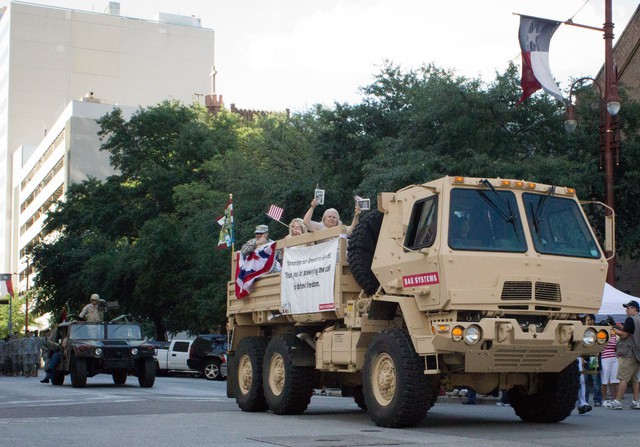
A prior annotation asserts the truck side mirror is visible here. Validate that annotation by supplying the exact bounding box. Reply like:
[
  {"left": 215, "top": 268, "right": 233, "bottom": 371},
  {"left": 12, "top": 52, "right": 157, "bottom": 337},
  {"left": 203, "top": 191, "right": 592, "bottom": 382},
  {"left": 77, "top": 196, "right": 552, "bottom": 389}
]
[
  {"left": 580, "top": 200, "right": 615, "bottom": 260},
  {"left": 378, "top": 192, "right": 402, "bottom": 239},
  {"left": 604, "top": 212, "right": 615, "bottom": 254}
]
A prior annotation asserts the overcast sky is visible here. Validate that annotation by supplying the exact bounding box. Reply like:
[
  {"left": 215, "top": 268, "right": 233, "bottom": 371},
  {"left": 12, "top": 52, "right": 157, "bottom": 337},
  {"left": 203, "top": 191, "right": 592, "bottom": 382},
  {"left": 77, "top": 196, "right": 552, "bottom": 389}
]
[{"left": 2, "top": 0, "right": 638, "bottom": 112}]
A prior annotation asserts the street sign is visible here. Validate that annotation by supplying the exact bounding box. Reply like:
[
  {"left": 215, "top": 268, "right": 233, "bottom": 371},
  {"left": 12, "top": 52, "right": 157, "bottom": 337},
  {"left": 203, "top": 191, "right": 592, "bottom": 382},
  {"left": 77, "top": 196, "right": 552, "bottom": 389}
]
[{"left": 0, "top": 299, "right": 9, "bottom": 304}]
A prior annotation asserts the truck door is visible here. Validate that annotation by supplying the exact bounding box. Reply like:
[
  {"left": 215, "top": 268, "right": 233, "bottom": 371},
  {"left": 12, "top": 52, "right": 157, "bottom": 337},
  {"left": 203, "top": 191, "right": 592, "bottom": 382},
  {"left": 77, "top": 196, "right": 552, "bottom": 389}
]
[{"left": 167, "top": 341, "right": 191, "bottom": 370}]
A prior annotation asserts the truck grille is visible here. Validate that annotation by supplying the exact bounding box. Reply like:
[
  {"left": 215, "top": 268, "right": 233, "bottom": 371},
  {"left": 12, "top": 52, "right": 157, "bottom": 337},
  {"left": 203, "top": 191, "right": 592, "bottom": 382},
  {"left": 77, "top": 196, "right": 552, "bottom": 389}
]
[
  {"left": 501, "top": 281, "right": 561, "bottom": 302},
  {"left": 493, "top": 349, "right": 559, "bottom": 369},
  {"left": 104, "top": 348, "right": 133, "bottom": 369}
]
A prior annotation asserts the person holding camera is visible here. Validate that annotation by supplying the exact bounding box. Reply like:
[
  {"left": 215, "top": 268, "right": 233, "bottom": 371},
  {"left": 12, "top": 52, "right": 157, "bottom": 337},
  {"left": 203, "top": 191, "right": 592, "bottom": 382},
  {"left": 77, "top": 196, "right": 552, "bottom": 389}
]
[
  {"left": 79, "top": 293, "right": 104, "bottom": 322},
  {"left": 609, "top": 300, "right": 640, "bottom": 410}
]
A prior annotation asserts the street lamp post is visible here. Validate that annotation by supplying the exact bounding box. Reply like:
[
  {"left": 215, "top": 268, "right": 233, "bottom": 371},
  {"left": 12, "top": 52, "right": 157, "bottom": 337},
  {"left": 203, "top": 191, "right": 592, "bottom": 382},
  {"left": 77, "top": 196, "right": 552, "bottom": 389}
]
[{"left": 564, "top": 0, "right": 620, "bottom": 285}]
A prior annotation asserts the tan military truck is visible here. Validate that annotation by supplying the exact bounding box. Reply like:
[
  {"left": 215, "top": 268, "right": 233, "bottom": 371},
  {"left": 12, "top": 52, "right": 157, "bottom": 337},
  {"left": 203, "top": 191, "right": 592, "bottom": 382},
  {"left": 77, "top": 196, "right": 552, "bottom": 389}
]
[{"left": 226, "top": 176, "right": 612, "bottom": 428}]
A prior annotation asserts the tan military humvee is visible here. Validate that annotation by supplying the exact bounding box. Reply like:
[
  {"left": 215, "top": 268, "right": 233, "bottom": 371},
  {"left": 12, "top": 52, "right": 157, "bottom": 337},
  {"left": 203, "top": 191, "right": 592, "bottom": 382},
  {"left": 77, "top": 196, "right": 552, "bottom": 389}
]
[{"left": 226, "top": 176, "right": 612, "bottom": 428}]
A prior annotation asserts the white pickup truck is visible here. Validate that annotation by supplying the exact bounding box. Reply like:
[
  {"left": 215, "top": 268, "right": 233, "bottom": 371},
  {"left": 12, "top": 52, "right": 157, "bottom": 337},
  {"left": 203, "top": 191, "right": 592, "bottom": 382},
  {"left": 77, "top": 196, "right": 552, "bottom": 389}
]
[{"left": 153, "top": 340, "right": 201, "bottom": 377}]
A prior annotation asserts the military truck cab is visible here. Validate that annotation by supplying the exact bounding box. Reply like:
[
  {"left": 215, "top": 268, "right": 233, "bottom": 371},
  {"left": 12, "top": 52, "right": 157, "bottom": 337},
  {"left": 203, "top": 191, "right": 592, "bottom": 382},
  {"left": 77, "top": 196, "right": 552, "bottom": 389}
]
[{"left": 226, "top": 176, "right": 611, "bottom": 428}]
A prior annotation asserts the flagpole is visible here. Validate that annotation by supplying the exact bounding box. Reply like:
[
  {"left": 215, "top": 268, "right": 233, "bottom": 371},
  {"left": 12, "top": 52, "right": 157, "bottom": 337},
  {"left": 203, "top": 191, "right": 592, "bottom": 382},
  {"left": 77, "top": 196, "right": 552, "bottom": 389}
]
[
  {"left": 229, "top": 194, "right": 235, "bottom": 282},
  {"left": 512, "top": 12, "right": 603, "bottom": 33},
  {"left": 265, "top": 215, "right": 290, "bottom": 230}
]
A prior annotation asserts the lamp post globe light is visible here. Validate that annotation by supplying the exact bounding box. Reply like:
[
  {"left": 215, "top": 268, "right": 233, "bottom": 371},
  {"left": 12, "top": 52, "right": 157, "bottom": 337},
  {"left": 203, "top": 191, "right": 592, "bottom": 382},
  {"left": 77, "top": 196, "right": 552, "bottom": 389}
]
[{"left": 563, "top": 0, "right": 619, "bottom": 285}]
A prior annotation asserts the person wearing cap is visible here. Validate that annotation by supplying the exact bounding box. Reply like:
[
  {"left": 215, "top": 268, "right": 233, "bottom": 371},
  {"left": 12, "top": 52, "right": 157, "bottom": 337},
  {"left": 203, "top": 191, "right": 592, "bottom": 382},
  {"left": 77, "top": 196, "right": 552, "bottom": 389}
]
[
  {"left": 609, "top": 299, "right": 640, "bottom": 410},
  {"left": 240, "top": 225, "right": 282, "bottom": 268},
  {"left": 79, "top": 294, "right": 104, "bottom": 322}
]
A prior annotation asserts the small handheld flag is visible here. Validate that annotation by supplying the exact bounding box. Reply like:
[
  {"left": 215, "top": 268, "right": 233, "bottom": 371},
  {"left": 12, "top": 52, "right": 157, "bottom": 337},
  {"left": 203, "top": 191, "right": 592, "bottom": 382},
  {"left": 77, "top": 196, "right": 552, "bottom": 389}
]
[{"left": 266, "top": 204, "right": 284, "bottom": 222}]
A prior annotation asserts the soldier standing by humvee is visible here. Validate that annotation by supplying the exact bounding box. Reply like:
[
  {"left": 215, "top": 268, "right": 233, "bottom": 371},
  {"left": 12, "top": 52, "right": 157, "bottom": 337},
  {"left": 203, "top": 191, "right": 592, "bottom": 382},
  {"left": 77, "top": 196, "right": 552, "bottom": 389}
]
[
  {"left": 9, "top": 336, "right": 19, "bottom": 376},
  {"left": 0, "top": 339, "right": 5, "bottom": 375}
]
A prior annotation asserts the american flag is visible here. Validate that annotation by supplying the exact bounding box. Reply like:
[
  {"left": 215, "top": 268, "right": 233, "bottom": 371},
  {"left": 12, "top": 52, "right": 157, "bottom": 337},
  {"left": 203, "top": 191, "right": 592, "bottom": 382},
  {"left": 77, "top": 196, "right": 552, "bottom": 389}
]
[
  {"left": 266, "top": 204, "right": 284, "bottom": 222},
  {"left": 235, "top": 242, "right": 279, "bottom": 298}
]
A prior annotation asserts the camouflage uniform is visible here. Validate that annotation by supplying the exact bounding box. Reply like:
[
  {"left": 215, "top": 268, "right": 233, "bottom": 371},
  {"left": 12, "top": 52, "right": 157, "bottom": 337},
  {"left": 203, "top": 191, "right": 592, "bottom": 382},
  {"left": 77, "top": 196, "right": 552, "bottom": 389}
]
[
  {"left": 24, "top": 335, "right": 38, "bottom": 377},
  {"left": 0, "top": 340, "right": 5, "bottom": 375},
  {"left": 18, "top": 337, "right": 26, "bottom": 376},
  {"left": 10, "top": 338, "right": 19, "bottom": 376}
]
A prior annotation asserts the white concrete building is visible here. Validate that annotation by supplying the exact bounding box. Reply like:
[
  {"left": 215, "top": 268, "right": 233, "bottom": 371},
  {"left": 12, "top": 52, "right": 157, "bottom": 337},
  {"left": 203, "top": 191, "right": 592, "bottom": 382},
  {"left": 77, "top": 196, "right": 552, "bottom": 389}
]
[
  {"left": 12, "top": 97, "right": 137, "bottom": 290},
  {"left": 0, "top": 1, "right": 215, "bottom": 281}
]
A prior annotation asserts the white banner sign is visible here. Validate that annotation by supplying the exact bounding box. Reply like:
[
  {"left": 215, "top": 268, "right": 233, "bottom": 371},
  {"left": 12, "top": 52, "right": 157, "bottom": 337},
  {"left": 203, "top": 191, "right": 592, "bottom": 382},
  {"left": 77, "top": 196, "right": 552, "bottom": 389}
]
[{"left": 281, "top": 238, "right": 338, "bottom": 314}]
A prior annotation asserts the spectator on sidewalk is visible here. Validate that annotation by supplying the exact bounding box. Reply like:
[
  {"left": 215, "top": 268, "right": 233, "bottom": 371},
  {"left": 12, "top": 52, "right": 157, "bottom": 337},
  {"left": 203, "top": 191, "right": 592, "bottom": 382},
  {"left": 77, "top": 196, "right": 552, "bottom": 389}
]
[
  {"left": 583, "top": 314, "right": 603, "bottom": 406},
  {"left": 601, "top": 327, "right": 619, "bottom": 407},
  {"left": 496, "top": 389, "right": 510, "bottom": 407},
  {"left": 576, "top": 356, "right": 593, "bottom": 414},
  {"left": 462, "top": 388, "right": 476, "bottom": 405},
  {"left": 609, "top": 300, "right": 640, "bottom": 410}
]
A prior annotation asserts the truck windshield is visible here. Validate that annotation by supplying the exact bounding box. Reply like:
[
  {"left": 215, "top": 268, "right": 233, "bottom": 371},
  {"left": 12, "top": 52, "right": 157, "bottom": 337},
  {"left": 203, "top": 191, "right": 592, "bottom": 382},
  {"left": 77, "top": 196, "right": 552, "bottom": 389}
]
[
  {"left": 449, "top": 188, "right": 527, "bottom": 252},
  {"left": 523, "top": 193, "right": 601, "bottom": 258}
]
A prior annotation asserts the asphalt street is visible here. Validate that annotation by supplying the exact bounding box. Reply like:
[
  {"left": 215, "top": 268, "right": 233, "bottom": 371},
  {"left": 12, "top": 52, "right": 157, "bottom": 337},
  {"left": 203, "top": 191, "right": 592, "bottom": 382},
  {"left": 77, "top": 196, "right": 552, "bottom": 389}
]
[{"left": 2, "top": 374, "right": 640, "bottom": 447}]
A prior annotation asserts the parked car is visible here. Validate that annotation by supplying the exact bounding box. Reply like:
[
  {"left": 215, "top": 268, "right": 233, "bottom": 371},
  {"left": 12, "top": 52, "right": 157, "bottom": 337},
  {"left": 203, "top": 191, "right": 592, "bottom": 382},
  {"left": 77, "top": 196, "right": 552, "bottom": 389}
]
[
  {"left": 153, "top": 339, "right": 202, "bottom": 377},
  {"left": 47, "top": 320, "right": 156, "bottom": 388},
  {"left": 187, "top": 334, "right": 228, "bottom": 380}
]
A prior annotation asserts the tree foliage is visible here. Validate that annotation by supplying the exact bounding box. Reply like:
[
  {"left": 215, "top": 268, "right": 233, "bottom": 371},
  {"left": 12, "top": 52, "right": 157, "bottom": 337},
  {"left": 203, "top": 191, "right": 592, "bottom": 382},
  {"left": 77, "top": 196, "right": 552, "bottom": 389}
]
[{"left": 29, "top": 62, "right": 640, "bottom": 338}]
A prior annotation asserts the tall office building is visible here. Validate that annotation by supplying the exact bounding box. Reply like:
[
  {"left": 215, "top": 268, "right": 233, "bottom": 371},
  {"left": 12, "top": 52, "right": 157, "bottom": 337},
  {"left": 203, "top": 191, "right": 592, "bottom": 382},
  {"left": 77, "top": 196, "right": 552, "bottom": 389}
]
[
  {"left": 13, "top": 97, "right": 138, "bottom": 292},
  {"left": 0, "top": 1, "right": 215, "bottom": 279}
]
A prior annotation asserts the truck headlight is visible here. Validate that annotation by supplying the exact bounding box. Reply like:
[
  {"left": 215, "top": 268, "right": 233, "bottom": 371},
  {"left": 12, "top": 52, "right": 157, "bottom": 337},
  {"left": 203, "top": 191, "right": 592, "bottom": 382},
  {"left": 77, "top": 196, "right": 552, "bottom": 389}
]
[
  {"left": 582, "top": 328, "right": 597, "bottom": 346},
  {"left": 464, "top": 325, "right": 482, "bottom": 345},
  {"left": 452, "top": 326, "right": 464, "bottom": 342},
  {"left": 94, "top": 348, "right": 103, "bottom": 356},
  {"left": 131, "top": 348, "right": 139, "bottom": 355},
  {"left": 597, "top": 329, "right": 609, "bottom": 345}
]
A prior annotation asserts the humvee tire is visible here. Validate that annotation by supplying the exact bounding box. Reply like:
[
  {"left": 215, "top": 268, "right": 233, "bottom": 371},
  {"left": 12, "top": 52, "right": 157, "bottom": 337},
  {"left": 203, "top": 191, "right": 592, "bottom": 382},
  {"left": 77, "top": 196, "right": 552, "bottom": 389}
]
[
  {"left": 263, "top": 334, "right": 315, "bottom": 415},
  {"left": 508, "top": 361, "right": 579, "bottom": 423},
  {"left": 347, "top": 210, "right": 384, "bottom": 295},
  {"left": 363, "top": 328, "right": 430, "bottom": 428},
  {"left": 138, "top": 357, "right": 156, "bottom": 388},
  {"left": 113, "top": 370, "right": 128, "bottom": 385},
  {"left": 234, "top": 337, "right": 268, "bottom": 412},
  {"left": 52, "top": 370, "right": 65, "bottom": 386},
  {"left": 71, "top": 358, "right": 87, "bottom": 388}
]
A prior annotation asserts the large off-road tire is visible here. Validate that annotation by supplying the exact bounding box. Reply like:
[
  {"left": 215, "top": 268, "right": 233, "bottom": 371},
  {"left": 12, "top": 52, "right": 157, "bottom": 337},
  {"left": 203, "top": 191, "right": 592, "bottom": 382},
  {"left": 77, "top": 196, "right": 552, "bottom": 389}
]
[
  {"left": 263, "top": 334, "right": 315, "bottom": 415},
  {"left": 347, "top": 210, "right": 384, "bottom": 295},
  {"left": 508, "top": 361, "right": 579, "bottom": 423},
  {"left": 138, "top": 357, "right": 156, "bottom": 388},
  {"left": 353, "top": 385, "right": 367, "bottom": 410},
  {"left": 204, "top": 359, "right": 222, "bottom": 381},
  {"left": 427, "top": 374, "right": 442, "bottom": 410},
  {"left": 112, "top": 370, "right": 128, "bottom": 385},
  {"left": 70, "top": 358, "right": 87, "bottom": 388},
  {"left": 234, "top": 337, "right": 268, "bottom": 412},
  {"left": 363, "top": 328, "right": 430, "bottom": 428},
  {"left": 52, "top": 370, "right": 65, "bottom": 386}
]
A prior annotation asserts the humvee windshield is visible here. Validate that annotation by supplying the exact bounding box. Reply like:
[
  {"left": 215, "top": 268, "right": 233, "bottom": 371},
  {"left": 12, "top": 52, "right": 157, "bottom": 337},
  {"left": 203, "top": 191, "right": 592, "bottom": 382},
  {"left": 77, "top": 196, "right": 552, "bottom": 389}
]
[
  {"left": 523, "top": 193, "right": 601, "bottom": 259},
  {"left": 69, "top": 323, "right": 143, "bottom": 340}
]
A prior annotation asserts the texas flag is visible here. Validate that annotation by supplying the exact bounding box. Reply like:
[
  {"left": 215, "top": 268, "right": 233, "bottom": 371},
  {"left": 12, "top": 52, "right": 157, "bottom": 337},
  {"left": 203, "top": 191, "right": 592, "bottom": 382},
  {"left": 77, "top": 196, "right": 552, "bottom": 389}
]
[
  {"left": 0, "top": 273, "right": 13, "bottom": 299},
  {"left": 516, "top": 15, "right": 563, "bottom": 105}
]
